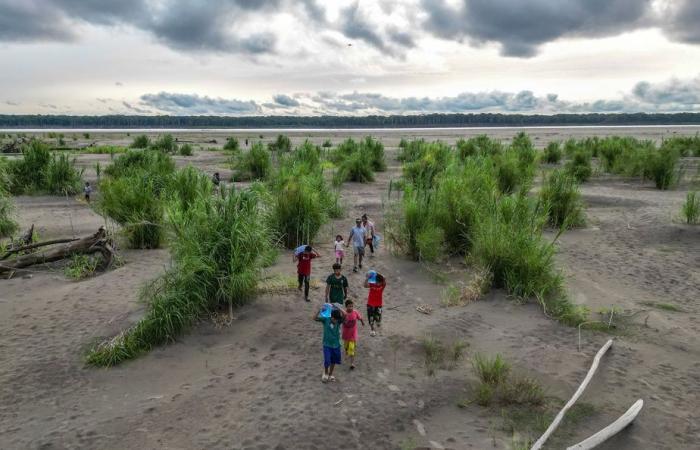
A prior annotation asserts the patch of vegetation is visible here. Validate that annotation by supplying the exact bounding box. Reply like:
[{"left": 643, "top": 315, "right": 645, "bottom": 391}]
[
  {"left": 333, "top": 149, "right": 375, "bottom": 185},
  {"left": 661, "top": 134, "right": 700, "bottom": 157},
  {"left": 223, "top": 137, "right": 240, "bottom": 152},
  {"left": 564, "top": 149, "right": 592, "bottom": 183},
  {"left": 0, "top": 188, "right": 18, "bottom": 238},
  {"left": 681, "top": 191, "right": 699, "bottom": 224},
  {"left": 232, "top": 142, "right": 272, "bottom": 181},
  {"left": 473, "top": 353, "right": 510, "bottom": 386},
  {"left": 130, "top": 134, "right": 150, "bottom": 149},
  {"left": 5, "top": 140, "right": 83, "bottom": 194},
  {"left": 539, "top": 169, "right": 585, "bottom": 228},
  {"left": 64, "top": 254, "right": 99, "bottom": 280},
  {"left": 87, "top": 185, "right": 276, "bottom": 366},
  {"left": 542, "top": 141, "right": 563, "bottom": 164},
  {"left": 641, "top": 301, "right": 683, "bottom": 312},
  {"left": 150, "top": 134, "right": 177, "bottom": 153},
  {"left": 421, "top": 336, "right": 468, "bottom": 375},
  {"left": 268, "top": 134, "right": 292, "bottom": 152},
  {"left": 322, "top": 139, "right": 333, "bottom": 148},
  {"left": 80, "top": 145, "right": 128, "bottom": 155},
  {"left": 178, "top": 143, "right": 193, "bottom": 156},
  {"left": 457, "top": 135, "right": 503, "bottom": 160}
]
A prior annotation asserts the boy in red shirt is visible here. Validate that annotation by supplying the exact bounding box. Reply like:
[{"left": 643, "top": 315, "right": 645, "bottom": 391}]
[
  {"left": 294, "top": 246, "right": 319, "bottom": 302},
  {"left": 364, "top": 270, "right": 386, "bottom": 336},
  {"left": 341, "top": 299, "right": 364, "bottom": 370}
]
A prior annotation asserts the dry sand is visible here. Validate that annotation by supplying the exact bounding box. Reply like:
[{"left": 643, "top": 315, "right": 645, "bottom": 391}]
[{"left": 1, "top": 127, "right": 699, "bottom": 449}]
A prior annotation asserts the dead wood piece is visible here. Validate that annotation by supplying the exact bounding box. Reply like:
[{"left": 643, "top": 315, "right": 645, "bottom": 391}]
[
  {"left": 2, "top": 237, "right": 79, "bottom": 260},
  {"left": 0, "top": 227, "right": 115, "bottom": 274}
]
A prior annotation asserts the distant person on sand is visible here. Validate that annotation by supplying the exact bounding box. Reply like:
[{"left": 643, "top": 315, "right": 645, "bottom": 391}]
[
  {"left": 326, "top": 263, "right": 348, "bottom": 305},
  {"left": 361, "top": 214, "right": 376, "bottom": 256},
  {"left": 334, "top": 234, "right": 345, "bottom": 265},
  {"left": 314, "top": 305, "right": 345, "bottom": 382},
  {"left": 347, "top": 218, "right": 367, "bottom": 273},
  {"left": 341, "top": 299, "right": 364, "bottom": 370},
  {"left": 364, "top": 270, "right": 386, "bottom": 337},
  {"left": 83, "top": 182, "right": 92, "bottom": 202},
  {"left": 294, "top": 246, "right": 319, "bottom": 302}
]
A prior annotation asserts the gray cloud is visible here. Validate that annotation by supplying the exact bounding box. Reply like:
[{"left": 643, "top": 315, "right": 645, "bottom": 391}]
[
  {"left": 122, "top": 101, "right": 151, "bottom": 114},
  {"left": 339, "top": 2, "right": 389, "bottom": 53},
  {"left": 422, "top": 0, "right": 653, "bottom": 57},
  {"left": 140, "top": 92, "right": 261, "bottom": 114},
  {"left": 115, "top": 81, "right": 124, "bottom": 86},
  {"left": 632, "top": 77, "right": 700, "bottom": 106},
  {"left": 5, "top": 100, "right": 19, "bottom": 106},
  {"left": 0, "top": 1, "right": 75, "bottom": 42},
  {"left": 273, "top": 94, "right": 300, "bottom": 107},
  {"left": 664, "top": 0, "right": 700, "bottom": 44}
]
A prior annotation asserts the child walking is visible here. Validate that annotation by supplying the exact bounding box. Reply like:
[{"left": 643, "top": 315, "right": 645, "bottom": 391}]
[
  {"left": 294, "top": 245, "right": 319, "bottom": 302},
  {"left": 364, "top": 270, "right": 386, "bottom": 337},
  {"left": 341, "top": 299, "right": 364, "bottom": 370},
  {"left": 314, "top": 305, "right": 346, "bottom": 382},
  {"left": 325, "top": 263, "right": 348, "bottom": 305},
  {"left": 334, "top": 235, "right": 345, "bottom": 265},
  {"left": 84, "top": 182, "right": 92, "bottom": 203}
]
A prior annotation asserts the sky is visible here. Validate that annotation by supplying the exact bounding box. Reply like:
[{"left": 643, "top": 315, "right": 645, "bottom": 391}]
[{"left": 1, "top": 0, "right": 700, "bottom": 116}]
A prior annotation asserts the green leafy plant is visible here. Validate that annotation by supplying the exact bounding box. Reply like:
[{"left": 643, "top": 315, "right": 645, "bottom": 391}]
[
  {"left": 64, "top": 254, "right": 99, "bottom": 280},
  {"left": 681, "top": 191, "right": 700, "bottom": 224},
  {"left": 150, "top": 134, "right": 177, "bottom": 153},
  {"left": 178, "top": 143, "right": 193, "bottom": 156},
  {"left": 564, "top": 150, "right": 592, "bottom": 183},
  {"left": 542, "top": 142, "right": 563, "bottom": 164},
  {"left": 223, "top": 137, "right": 240, "bottom": 152},
  {"left": 0, "top": 189, "right": 18, "bottom": 238},
  {"left": 539, "top": 170, "right": 585, "bottom": 228},
  {"left": 130, "top": 135, "right": 150, "bottom": 149},
  {"left": 232, "top": 142, "right": 272, "bottom": 181}
]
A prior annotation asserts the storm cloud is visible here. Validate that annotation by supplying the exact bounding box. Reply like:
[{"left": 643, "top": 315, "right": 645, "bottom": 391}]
[
  {"left": 140, "top": 92, "right": 261, "bottom": 114},
  {"left": 421, "top": 0, "right": 653, "bottom": 57}
]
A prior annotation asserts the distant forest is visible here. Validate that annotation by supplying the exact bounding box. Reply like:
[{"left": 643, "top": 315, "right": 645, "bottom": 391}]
[{"left": 1, "top": 113, "right": 700, "bottom": 129}]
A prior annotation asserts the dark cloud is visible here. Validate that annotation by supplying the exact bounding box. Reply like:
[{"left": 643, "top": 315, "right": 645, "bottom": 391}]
[
  {"left": 632, "top": 77, "right": 700, "bottom": 106},
  {"left": 0, "top": 0, "right": 280, "bottom": 55},
  {"left": 339, "top": 2, "right": 389, "bottom": 53},
  {"left": 664, "top": 0, "right": 700, "bottom": 44},
  {"left": 122, "top": 101, "right": 150, "bottom": 114},
  {"left": 422, "top": 0, "right": 653, "bottom": 57},
  {"left": 140, "top": 92, "right": 261, "bottom": 114},
  {"left": 115, "top": 81, "right": 124, "bottom": 86},
  {"left": 298, "top": 0, "right": 326, "bottom": 23},
  {"left": 273, "top": 94, "right": 300, "bottom": 107},
  {"left": 387, "top": 27, "right": 416, "bottom": 48},
  {"left": 5, "top": 100, "right": 20, "bottom": 106}
]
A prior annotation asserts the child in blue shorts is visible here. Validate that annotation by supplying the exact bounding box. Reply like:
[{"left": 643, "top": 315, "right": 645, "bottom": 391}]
[{"left": 314, "top": 305, "right": 345, "bottom": 383}]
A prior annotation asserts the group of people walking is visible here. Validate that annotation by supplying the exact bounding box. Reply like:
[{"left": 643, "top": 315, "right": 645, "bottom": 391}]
[{"left": 292, "top": 215, "right": 386, "bottom": 383}]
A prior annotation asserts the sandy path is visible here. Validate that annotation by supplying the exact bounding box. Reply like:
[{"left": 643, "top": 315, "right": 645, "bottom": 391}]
[{"left": 1, "top": 135, "right": 699, "bottom": 449}]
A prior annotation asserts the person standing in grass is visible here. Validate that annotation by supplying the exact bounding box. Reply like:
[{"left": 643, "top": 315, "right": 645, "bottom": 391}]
[
  {"left": 314, "top": 305, "right": 345, "bottom": 382},
  {"left": 211, "top": 172, "right": 221, "bottom": 192},
  {"left": 294, "top": 245, "right": 319, "bottom": 302},
  {"left": 325, "top": 263, "right": 348, "bottom": 305},
  {"left": 83, "top": 182, "right": 92, "bottom": 202},
  {"left": 341, "top": 299, "right": 364, "bottom": 370},
  {"left": 364, "top": 270, "right": 386, "bottom": 337},
  {"left": 361, "top": 214, "right": 376, "bottom": 256},
  {"left": 347, "top": 218, "right": 367, "bottom": 273}
]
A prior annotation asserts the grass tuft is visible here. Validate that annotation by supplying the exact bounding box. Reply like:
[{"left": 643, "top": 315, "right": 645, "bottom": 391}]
[{"left": 681, "top": 191, "right": 699, "bottom": 224}]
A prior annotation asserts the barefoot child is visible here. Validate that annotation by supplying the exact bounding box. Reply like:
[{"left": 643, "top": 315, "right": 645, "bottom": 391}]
[
  {"left": 334, "top": 235, "right": 345, "bottom": 265},
  {"left": 83, "top": 182, "right": 92, "bottom": 202},
  {"left": 364, "top": 270, "right": 386, "bottom": 336},
  {"left": 314, "top": 305, "right": 345, "bottom": 382},
  {"left": 341, "top": 299, "right": 364, "bottom": 370}
]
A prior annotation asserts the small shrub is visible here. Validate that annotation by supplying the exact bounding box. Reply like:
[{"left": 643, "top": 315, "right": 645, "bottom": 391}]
[
  {"left": 98, "top": 173, "right": 164, "bottom": 249},
  {"left": 273, "top": 178, "right": 326, "bottom": 248},
  {"left": 539, "top": 170, "right": 585, "bottom": 228},
  {"left": 6, "top": 141, "right": 83, "bottom": 194},
  {"left": 223, "top": 137, "right": 240, "bottom": 152},
  {"left": 322, "top": 139, "right": 333, "bottom": 148},
  {"left": 333, "top": 150, "right": 375, "bottom": 185},
  {"left": 422, "top": 336, "right": 446, "bottom": 376},
  {"left": 151, "top": 134, "right": 177, "bottom": 153},
  {"left": 362, "top": 136, "right": 387, "bottom": 172},
  {"left": 269, "top": 134, "right": 291, "bottom": 152},
  {"left": 0, "top": 190, "right": 18, "bottom": 238},
  {"left": 644, "top": 147, "right": 679, "bottom": 190},
  {"left": 130, "top": 135, "right": 150, "bottom": 149},
  {"left": 83, "top": 133, "right": 90, "bottom": 139},
  {"left": 105, "top": 149, "right": 175, "bottom": 183},
  {"left": 681, "top": 191, "right": 700, "bottom": 224},
  {"left": 475, "top": 382, "right": 495, "bottom": 406},
  {"left": 178, "top": 143, "right": 193, "bottom": 156},
  {"left": 542, "top": 142, "right": 562, "bottom": 164},
  {"left": 500, "top": 376, "right": 545, "bottom": 406},
  {"left": 457, "top": 135, "right": 503, "bottom": 160},
  {"left": 64, "top": 254, "right": 99, "bottom": 280},
  {"left": 564, "top": 150, "right": 592, "bottom": 183},
  {"left": 416, "top": 227, "right": 445, "bottom": 262},
  {"left": 233, "top": 142, "right": 272, "bottom": 181},
  {"left": 45, "top": 153, "right": 83, "bottom": 194},
  {"left": 473, "top": 353, "right": 510, "bottom": 385}
]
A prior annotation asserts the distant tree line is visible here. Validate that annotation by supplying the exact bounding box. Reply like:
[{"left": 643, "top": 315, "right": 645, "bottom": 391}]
[{"left": 1, "top": 113, "right": 700, "bottom": 129}]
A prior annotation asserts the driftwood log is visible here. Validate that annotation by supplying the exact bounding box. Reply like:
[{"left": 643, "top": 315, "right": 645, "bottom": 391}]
[
  {"left": 566, "top": 399, "right": 644, "bottom": 450},
  {"left": 0, "top": 226, "right": 115, "bottom": 274},
  {"left": 531, "top": 339, "right": 614, "bottom": 450}
]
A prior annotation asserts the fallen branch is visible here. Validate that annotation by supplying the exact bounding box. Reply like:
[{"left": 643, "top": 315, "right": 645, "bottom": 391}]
[
  {"left": 2, "top": 238, "right": 78, "bottom": 260},
  {"left": 0, "top": 227, "right": 114, "bottom": 274},
  {"left": 566, "top": 399, "right": 643, "bottom": 450},
  {"left": 531, "top": 339, "right": 614, "bottom": 450}
]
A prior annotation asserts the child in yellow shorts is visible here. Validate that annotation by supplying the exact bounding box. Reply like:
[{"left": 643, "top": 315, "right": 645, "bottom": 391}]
[{"left": 341, "top": 299, "right": 364, "bottom": 370}]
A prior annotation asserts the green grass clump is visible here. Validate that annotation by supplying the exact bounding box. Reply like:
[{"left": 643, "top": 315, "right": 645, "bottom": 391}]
[
  {"left": 403, "top": 141, "right": 452, "bottom": 187},
  {"left": 322, "top": 139, "right": 333, "bottom": 148},
  {"left": 333, "top": 149, "right": 375, "bottom": 185},
  {"left": 130, "top": 134, "right": 150, "bottom": 149},
  {"left": 681, "top": 191, "right": 700, "bottom": 224},
  {"left": 5, "top": 140, "right": 83, "bottom": 194},
  {"left": 86, "top": 185, "right": 275, "bottom": 366},
  {"left": 232, "top": 142, "right": 271, "bottom": 181},
  {"left": 64, "top": 254, "right": 99, "bottom": 280},
  {"left": 473, "top": 353, "right": 510, "bottom": 385},
  {"left": 421, "top": 336, "right": 466, "bottom": 375},
  {"left": 641, "top": 301, "right": 683, "bottom": 312},
  {"left": 178, "top": 143, "right": 193, "bottom": 156},
  {"left": 542, "top": 142, "right": 562, "bottom": 164},
  {"left": 104, "top": 149, "right": 175, "bottom": 181},
  {"left": 362, "top": 136, "right": 387, "bottom": 171},
  {"left": 564, "top": 150, "right": 592, "bottom": 183},
  {"left": 416, "top": 227, "right": 445, "bottom": 263},
  {"left": 223, "top": 137, "right": 240, "bottom": 152},
  {"left": 457, "top": 135, "right": 503, "bottom": 160},
  {"left": 269, "top": 134, "right": 292, "bottom": 152},
  {"left": 97, "top": 173, "right": 165, "bottom": 249},
  {"left": 150, "top": 134, "right": 177, "bottom": 153},
  {"left": 81, "top": 145, "right": 128, "bottom": 155},
  {"left": 644, "top": 147, "right": 679, "bottom": 190},
  {"left": 661, "top": 135, "right": 700, "bottom": 157},
  {"left": 0, "top": 189, "right": 18, "bottom": 238},
  {"left": 539, "top": 170, "right": 585, "bottom": 228},
  {"left": 168, "top": 166, "right": 213, "bottom": 211}
]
